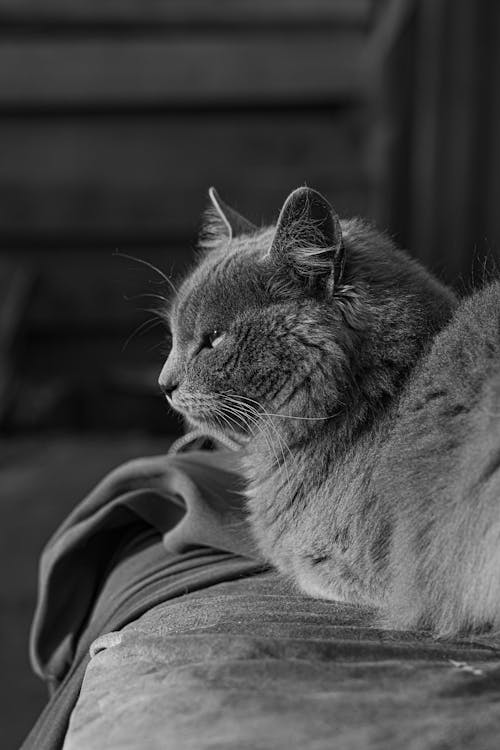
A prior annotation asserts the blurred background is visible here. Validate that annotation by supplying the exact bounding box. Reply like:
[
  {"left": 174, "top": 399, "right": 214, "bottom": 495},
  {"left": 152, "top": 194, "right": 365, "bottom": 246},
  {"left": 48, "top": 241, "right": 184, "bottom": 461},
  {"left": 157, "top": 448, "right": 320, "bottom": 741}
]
[{"left": 1, "top": 0, "right": 500, "bottom": 746}]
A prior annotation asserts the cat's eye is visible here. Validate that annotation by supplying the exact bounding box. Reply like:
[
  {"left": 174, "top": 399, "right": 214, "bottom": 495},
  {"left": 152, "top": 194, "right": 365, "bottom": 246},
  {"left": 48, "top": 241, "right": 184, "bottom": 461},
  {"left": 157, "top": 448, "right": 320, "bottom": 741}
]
[{"left": 206, "top": 329, "right": 225, "bottom": 348}]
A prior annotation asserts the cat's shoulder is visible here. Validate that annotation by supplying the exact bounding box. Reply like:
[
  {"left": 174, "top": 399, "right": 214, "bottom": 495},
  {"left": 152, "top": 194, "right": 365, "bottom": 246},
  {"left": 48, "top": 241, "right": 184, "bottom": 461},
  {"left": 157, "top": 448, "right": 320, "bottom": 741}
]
[
  {"left": 397, "top": 279, "right": 500, "bottom": 411},
  {"left": 454, "top": 278, "right": 500, "bottom": 320},
  {"left": 433, "top": 278, "right": 500, "bottom": 355}
]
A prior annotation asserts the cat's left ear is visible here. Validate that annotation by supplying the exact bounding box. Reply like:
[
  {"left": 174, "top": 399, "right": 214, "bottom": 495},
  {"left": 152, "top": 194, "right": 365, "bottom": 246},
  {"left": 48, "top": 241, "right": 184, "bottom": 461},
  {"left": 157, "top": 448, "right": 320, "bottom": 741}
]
[
  {"left": 268, "top": 187, "right": 344, "bottom": 293},
  {"left": 206, "top": 187, "right": 257, "bottom": 243}
]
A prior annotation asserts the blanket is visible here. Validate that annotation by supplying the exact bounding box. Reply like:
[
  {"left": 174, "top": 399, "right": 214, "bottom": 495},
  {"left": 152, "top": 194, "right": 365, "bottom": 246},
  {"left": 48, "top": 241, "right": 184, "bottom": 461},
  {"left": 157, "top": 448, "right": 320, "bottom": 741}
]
[{"left": 21, "top": 449, "right": 264, "bottom": 749}]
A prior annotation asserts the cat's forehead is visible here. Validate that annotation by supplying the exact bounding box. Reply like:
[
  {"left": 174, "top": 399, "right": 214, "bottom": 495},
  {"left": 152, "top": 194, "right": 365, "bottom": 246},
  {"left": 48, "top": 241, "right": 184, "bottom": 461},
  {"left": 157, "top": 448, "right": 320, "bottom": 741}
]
[{"left": 172, "top": 230, "right": 273, "bottom": 331}]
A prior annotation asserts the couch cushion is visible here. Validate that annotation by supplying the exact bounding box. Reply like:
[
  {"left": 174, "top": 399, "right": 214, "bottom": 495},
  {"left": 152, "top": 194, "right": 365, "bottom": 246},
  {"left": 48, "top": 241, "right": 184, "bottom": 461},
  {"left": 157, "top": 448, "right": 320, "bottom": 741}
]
[{"left": 63, "top": 573, "right": 500, "bottom": 750}]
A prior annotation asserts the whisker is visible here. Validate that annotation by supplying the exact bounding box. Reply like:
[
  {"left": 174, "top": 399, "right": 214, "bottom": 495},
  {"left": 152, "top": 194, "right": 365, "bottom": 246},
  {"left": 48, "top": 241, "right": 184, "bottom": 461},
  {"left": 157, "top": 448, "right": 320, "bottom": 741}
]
[
  {"left": 123, "top": 292, "right": 171, "bottom": 305},
  {"left": 204, "top": 408, "right": 244, "bottom": 451},
  {"left": 121, "top": 317, "right": 163, "bottom": 352},
  {"left": 223, "top": 394, "right": 294, "bottom": 463},
  {"left": 212, "top": 405, "right": 249, "bottom": 440},
  {"left": 147, "top": 262, "right": 177, "bottom": 287},
  {"left": 113, "top": 251, "right": 178, "bottom": 295},
  {"left": 221, "top": 394, "right": 297, "bottom": 501},
  {"left": 220, "top": 396, "right": 293, "bottom": 495},
  {"left": 232, "top": 393, "right": 339, "bottom": 421},
  {"left": 135, "top": 306, "right": 169, "bottom": 321},
  {"left": 147, "top": 340, "right": 171, "bottom": 354},
  {"left": 215, "top": 400, "right": 256, "bottom": 437}
]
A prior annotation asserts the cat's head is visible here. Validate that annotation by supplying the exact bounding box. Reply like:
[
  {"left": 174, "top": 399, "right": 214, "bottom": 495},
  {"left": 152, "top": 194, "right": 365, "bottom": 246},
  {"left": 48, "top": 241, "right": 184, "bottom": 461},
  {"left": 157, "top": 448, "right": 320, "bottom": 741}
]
[{"left": 159, "top": 187, "right": 455, "bottom": 439}]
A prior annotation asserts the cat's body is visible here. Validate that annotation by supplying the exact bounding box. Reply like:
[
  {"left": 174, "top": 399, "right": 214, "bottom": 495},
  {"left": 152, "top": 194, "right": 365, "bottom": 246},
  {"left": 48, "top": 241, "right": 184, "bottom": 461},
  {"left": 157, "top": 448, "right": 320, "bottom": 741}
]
[
  {"left": 244, "top": 280, "right": 500, "bottom": 635},
  {"left": 160, "top": 186, "right": 500, "bottom": 636}
]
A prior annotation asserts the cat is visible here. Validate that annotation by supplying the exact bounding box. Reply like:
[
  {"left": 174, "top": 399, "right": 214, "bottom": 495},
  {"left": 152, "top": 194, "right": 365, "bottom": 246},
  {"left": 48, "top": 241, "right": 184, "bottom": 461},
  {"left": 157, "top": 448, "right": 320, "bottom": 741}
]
[{"left": 159, "top": 185, "right": 500, "bottom": 637}]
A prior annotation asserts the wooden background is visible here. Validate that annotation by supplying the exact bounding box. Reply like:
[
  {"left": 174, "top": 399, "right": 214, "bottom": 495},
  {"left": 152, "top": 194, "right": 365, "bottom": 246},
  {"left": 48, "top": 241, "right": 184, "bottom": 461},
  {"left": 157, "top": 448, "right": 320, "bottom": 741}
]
[{"left": 0, "top": 0, "right": 499, "bottom": 432}]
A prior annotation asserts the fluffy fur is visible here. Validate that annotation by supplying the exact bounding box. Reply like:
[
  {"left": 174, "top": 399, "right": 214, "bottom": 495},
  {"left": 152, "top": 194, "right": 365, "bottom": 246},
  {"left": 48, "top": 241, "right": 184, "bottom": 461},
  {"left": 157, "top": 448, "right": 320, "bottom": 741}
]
[{"left": 159, "top": 186, "right": 500, "bottom": 636}]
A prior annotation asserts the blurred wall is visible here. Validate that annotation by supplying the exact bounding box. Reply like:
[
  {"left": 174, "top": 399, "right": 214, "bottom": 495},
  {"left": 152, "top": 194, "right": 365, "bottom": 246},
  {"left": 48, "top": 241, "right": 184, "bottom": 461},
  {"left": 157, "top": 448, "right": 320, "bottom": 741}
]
[
  {"left": 382, "top": 0, "right": 500, "bottom": 285},
  {"left": 0, "top": 0, "right": 498, "bottom": 432}
]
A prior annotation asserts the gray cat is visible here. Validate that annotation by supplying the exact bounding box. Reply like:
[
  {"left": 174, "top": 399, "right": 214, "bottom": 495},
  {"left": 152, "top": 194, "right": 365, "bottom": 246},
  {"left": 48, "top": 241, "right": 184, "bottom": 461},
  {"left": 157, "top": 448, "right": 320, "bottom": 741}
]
[{"left": 159, "top": 185, "right": 500, "bottom": 637}]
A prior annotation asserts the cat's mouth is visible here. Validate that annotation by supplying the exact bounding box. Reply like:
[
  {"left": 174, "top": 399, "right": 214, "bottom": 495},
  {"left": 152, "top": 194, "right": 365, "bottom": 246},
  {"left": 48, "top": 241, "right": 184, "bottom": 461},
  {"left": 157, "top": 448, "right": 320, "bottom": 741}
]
[{"left": 168, "top": 391, "right": 251, "bottom": 437}]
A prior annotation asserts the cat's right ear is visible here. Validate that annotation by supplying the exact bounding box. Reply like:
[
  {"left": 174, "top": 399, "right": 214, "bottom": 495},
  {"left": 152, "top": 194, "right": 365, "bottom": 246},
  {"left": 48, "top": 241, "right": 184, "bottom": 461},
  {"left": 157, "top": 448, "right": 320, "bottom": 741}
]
[
  {"left": 267, "top": 187, "right": 345, "bottom": 294},
  {"left": 199, "top": 187, "right": 257, "bottom": 250}
]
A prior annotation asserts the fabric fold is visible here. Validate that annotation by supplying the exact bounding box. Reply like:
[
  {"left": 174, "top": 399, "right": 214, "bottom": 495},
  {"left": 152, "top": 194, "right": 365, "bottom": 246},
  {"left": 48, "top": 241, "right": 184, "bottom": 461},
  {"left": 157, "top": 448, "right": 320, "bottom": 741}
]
[{"left": 30, "top": 449, "right": 260, "bottom": 685}]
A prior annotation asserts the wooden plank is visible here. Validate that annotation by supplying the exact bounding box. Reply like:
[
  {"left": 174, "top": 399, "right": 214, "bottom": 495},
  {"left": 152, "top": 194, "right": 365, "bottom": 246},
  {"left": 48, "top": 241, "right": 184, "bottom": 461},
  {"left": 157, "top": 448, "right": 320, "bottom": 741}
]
[
  {"left": 0, "top": 36, "right": 367, "bottom": 109},
  {"left": 0, "top": 0, "right": 372, "bottom": 28},
  {"left": 0, "top": 112, "right": 369, "bottom": 241}
]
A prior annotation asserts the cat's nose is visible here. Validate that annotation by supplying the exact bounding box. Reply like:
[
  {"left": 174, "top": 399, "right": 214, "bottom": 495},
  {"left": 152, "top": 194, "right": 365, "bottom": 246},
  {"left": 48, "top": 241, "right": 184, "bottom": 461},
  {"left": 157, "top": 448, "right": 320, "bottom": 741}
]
[
  {"left": 159, "top": 380, "right": 178, "bottom": 399},
  {"left": 159, "top": 358, "right": 179, "bottom": 399}
]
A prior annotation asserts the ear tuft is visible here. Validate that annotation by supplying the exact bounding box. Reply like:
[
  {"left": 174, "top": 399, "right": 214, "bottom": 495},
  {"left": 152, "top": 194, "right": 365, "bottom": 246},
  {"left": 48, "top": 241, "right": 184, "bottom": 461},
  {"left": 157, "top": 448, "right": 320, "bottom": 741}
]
[
  {"left": 269, "top": 187, "right": 344, "bottom": 292},
  {"left": 199, "top": 188, "right": 257, "bottom": 251}
]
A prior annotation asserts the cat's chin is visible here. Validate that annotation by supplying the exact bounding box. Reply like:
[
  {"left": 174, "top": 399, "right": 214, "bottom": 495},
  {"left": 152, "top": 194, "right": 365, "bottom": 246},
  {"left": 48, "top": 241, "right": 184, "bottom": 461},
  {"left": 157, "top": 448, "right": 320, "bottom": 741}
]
[{"left": 183, "top": 413, "right": 248, "bottom": 442}]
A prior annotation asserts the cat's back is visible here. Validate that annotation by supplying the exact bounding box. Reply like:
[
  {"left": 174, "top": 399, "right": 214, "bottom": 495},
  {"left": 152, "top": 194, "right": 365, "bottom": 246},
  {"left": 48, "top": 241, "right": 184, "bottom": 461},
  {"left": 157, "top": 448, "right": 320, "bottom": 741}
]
[
  {"left": 427, "top": 278, "right": 500, "bottom": 383},
  {"left": 395, "top": 279, "right": 500, "bottom": 425},
  {"left": 375, "top": 278, "right": 500, "bottom": 548},
  {"left": 376, "top": 280, "right": 500, "bottom": 632},
  {"left": 374, "top": 280, "right": 500, "bottom": 529}
]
